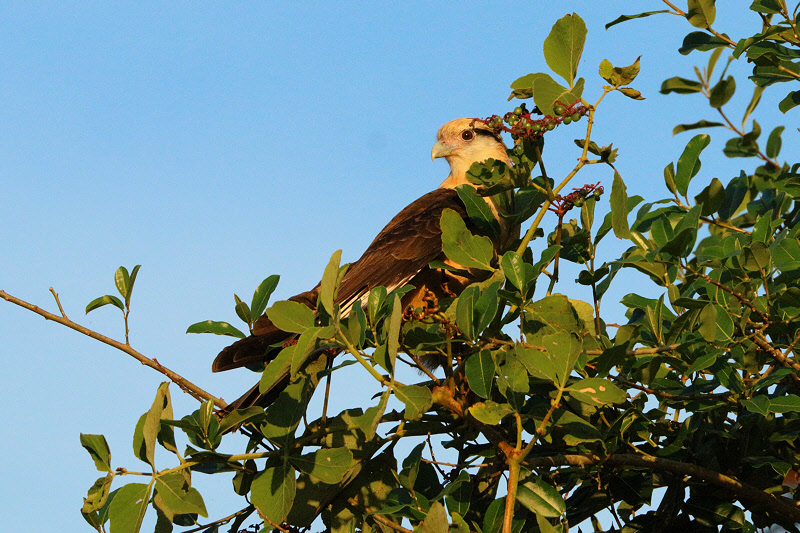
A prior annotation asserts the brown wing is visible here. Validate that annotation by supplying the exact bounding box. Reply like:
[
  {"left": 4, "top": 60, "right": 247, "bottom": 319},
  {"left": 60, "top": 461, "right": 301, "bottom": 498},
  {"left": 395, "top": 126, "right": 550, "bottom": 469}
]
[
  {"left": 213, "top": 189, "right": 466, "bottom": 373},
  {"left": 212, "top": 188, "right": 471, "bottom": 411},
  {"left": 337, "top": 188, "right": 466, "bottom": 314}
]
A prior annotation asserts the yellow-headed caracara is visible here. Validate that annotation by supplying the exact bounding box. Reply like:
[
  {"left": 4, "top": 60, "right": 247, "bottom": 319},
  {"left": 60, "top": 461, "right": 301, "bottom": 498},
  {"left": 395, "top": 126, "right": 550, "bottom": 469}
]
[{"left": 214, "top": 118, "right": 513, "bottom": 412}]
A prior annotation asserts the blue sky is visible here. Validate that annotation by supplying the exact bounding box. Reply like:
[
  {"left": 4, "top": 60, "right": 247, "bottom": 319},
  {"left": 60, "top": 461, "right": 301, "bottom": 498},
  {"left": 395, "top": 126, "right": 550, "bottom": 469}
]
[{"left": 1, "top": 2, "right": 795, "bottom": 530}]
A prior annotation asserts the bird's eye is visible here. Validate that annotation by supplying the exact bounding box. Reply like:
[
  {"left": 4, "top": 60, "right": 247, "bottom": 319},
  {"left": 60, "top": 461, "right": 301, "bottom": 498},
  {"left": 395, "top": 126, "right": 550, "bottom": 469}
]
[{"left": 461, "top": 130, "right": 475, "bottom": 141}]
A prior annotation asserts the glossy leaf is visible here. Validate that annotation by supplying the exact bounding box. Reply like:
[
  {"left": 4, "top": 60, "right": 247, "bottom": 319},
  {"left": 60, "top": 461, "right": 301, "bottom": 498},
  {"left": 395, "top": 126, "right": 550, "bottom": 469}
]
[
  {"left": 251, "top": 461, "right": 296, "bottom": 526},
  {"left": 468, "top": 401, "right": 514, "bottom": 424},
  {"left": 154, "top": 471, "right": 208, "bottom": 517},
  {"left": 250, "top": 275, "right": 280, "bottom": 320},
  {"left": 440, "top": 208, "right": 495, "bottom": 271},
  {"left": 465, "top": 350, "right": 494, "bottom": 398},
  {"left": 610, "top": 170, "right": 631, "bottom": 238},
  {"left": 605, "top": 10, "right": 670, "bottom": 29},
  {"left": 108, "top": 483, "right": 151, "bottom": 533},
  {"left": 566, "top": 378, "right": 626, "bottom": 406},
  {"left": 319, "top": 249, "right": 343, "bottom": 316},
  {"left": 394, "top": 384, "right": 433, "bottom": 421},
  {"left": 81, "top": 433, "right": 112, "bottom": 472},
  {"left": 675, "top": 134, "right": 710, "bottom": 196},
  {"left": 86, "top": 294, "right": 125, "bottom": 314},
  {"left": 267, "top": 300, "right": 316, "bottom": 334},
  {"left": 516, "top": 474, "right": 566, "bottom": 517},
  {"left": 290, "top": 447, "right": 354, "bottom": 484},
  {"left": 185, "top": 320, "right": 246, "bottom": 339},
  {"left": 543, "top": 13, "right": 586, "bottom": 88}
]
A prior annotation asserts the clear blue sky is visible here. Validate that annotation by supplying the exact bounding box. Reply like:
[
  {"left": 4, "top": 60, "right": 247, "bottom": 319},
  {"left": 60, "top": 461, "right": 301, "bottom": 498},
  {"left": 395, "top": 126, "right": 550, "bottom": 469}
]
[{"left": 1, "top": 2, "right": 794, "bottom": 530}]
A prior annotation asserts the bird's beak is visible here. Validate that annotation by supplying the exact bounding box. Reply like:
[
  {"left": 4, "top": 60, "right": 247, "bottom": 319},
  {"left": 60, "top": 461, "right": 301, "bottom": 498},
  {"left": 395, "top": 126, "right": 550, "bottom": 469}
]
[{"left": 431, "top": 140, "right": 454, "bottom": 161}]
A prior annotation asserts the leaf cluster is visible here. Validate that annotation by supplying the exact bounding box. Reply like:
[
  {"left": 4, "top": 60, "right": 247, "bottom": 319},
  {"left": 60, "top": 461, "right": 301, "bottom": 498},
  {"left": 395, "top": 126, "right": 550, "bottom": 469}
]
[{"left": 71, "top": 5, "right": 800, "bottom": 533}]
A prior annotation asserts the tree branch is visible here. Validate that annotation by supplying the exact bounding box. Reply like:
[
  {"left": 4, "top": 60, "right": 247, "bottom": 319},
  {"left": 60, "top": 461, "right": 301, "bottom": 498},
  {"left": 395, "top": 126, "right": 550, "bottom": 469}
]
[
  {"left": 524, "top": 453, "right": 800, "bottom": 521},
  {"left": 0, "top": 289, "right": 226, "bottom": 409}
]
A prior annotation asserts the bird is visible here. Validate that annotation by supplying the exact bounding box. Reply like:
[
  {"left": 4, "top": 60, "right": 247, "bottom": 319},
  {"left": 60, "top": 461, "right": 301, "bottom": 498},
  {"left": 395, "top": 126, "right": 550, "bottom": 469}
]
[{"left": 213, "top": 118, "right": 513, "bottom": 413}]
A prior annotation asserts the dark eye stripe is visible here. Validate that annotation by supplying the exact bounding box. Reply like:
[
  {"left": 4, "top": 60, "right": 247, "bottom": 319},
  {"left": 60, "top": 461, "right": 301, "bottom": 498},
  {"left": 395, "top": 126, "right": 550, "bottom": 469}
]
[{"left": 474, "top": 128, "right": 503, "bottom": 143}]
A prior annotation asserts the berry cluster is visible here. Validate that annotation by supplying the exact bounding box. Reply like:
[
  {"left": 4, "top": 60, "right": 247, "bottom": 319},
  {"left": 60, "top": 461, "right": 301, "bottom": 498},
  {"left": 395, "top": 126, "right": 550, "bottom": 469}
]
[
  {"left": 478, "top": 100, "right": 588, "bottom": 140},
  {"left": 549, "top": 182, "right": 604, "bottom": 217}
]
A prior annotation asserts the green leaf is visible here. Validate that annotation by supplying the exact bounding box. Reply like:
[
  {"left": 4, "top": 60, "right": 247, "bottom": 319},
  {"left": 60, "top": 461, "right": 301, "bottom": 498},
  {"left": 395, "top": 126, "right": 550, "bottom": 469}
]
[
  {"left": 543, "top": 13, "right": 586, "bottom": 88},
  {"left": 290, "top": 326, "right": 333, "bottom": 378},
  {"left": 445, "top": 472, "right": 472, "bottom": 517},
  {"left": 766, "top": 126, "right": 785, "bottom": 158},
  {"left": 566, "top": 378, "right": 626, "bottom": 406},
  {"left": 743, "top": 395, "right": 771, "bottom": 416},
  {"left": 217, "top": 406, "right": 266, "bottom": 435},
  {"left": 694, "top": 177, "right": 725, "bottom": 216},
  {"left": 770, "top": 394, "right": 800, "bottom": 413},
  {"left": 440, "top": 208, "right": 495, "bottom": 271},
  {"left": 154, "top": 472, "right": 208, "bottom": 517},
  {"left": 456, "top": 184, "right": 501, "bottom": 242},
  {"left": 290, "top": 447, "right": 354, "bottom": 484},
  {"left": 501, "top": 251, "right": 535, "bottom": 297},
  {"left": 515, "top": 343, "right": 559, "bottom": 383},
  {"left": 250, "top": 275, "right": 280, "bottom": 320},
  {"left": 319, "top": 249, "right": 343, "bottom": 316},
  {"left": 259, "top": 345, "right": 295, "bottom": 394},
  {"left": 751, "top": 61, "right": 800, "bottom": 87},
  {"left": 81, "top": 433, "right": 112, "bottom": 472},
  {"left": 108, "top": 483, "right": 151, "bottom": 533},
  {"left": 394, "top": 384, "right": 433, "bottom": 421},
  {"left": 675, "top": 134, "right": 710, "bottom": 197},
  {"left": 742, "top": 85, "right": 765, "bottom": 127},
  {"left": 605, "top": 10, "right": 670, "bottom": 29},
  {"left": 516, "top": 474, "right": 566, "bottom": 518},
  {"left": 134, "top": 383, "right": 171, "bottom": 469},
  {"left": 387, "top": 294, "right": 402, "bottom": 375},
  {"left": 86, "top": 294, "right": 125, "bottom": 314},
  {"left": 234, "top": 293, "right": 251, "bottom": 324},
  {"left": 686, "top": 0, "right": 716, "bottom": 28},
  {"left": 185, "top": 320, "right": 246, "bottom": 339},
  {"left": 82, "top": 473, "right": 114, "bottom": 514},
  {"left": 709, "top": 76, "right": 736, "bottom": 108},
  {"left": 251, "top": 460, "right": 296, "bottom": 526},
  {"left": 465, "top": 350, "right": 494, "bottom": 398},
  {"left": 475, "top": 280, "right": 501, "bottom": 333},
  {"left": 771, "top": 231, "right": 800, "bottom": 270},
  {"left": 718, "top": 171, "right": 748, "bottom": 220},
  {"left": 778, "top": 90, "right": 800, "bottom": 113},
  {"left": 267, "top": 300, "right": 316, "bottom": 334},
  {"left": 660, "top": 76, "right": 703, "bottom": 94},
  {"left": 468, "top": 401, "right": 514, "bottom": 425},
  {"left": 617, "top": 87, "right": 644, "bottom": 100},
  {"left": 599, "top": 56, "right": 642, "bottom": 87},
  {"left": 115, "top": 266, "right": 131, "bottom": 302},
  {"left": 679, "top": 31, "right": 729, "bottom": 55},
  {"left": 509, "top": 73, "right": 583, "bottom": 114},
  {"left": 455, "top": 285, "right": 479, "bottom": 342},
  {"left": 664, "top": 162, "right": 676, "bottom": 195},
  {"left": 418, "top": 501, "right": 449, "bottom": 533},
  {"left": 129, "top": 265, "right": 141, "bottom": 299},
  {"left": 610, "top": 170, "right": 631, "bottom": 239},
  {"left": 367, "top": 285, "right": 387, "bottom": 324},
  {"left": 750, "top": 0, "right": 782, "bottom": 14}
]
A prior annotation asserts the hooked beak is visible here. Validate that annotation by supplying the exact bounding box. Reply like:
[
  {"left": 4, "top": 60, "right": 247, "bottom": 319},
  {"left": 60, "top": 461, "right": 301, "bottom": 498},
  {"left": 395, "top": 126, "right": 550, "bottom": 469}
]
[{"left": 431, "top": 140, "right": 455, "bottom": 161}]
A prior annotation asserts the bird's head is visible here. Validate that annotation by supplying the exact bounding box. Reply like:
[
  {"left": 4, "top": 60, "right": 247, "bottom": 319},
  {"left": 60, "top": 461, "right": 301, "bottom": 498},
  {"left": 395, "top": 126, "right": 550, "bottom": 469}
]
[{"left": 432, "top": 118, "right": 509, "bottom": 189}]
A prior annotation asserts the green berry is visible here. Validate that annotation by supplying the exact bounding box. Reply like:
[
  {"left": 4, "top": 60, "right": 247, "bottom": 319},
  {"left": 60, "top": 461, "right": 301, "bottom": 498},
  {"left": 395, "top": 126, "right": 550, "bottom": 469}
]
[
  {"left": 574, "top": 197, "right": 585, "bottom": 207},
  {"left": 514, "top": 107, "right": 523, "bottom": 116},
  {"left": 553, "top": 104, "right": 567, "bottom": 116},
  {"left": 547, "top": 122, "right": 556, "bottom": 131},
  {"left": 562, "top": 115, "right": 573, "bottom": 125},
  {"left": 571, "top": 112, "right": 581, "bottom": 122}
]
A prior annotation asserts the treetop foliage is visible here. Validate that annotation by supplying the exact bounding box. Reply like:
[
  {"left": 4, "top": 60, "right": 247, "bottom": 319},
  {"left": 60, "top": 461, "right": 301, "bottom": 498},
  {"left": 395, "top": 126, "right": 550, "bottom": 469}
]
[{"left": 4, "top": 2, "right": 800, "bottom": 532}]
